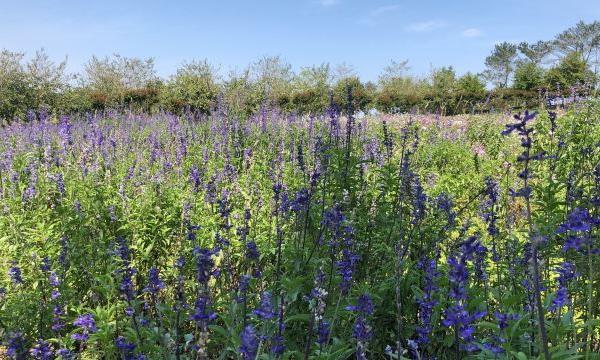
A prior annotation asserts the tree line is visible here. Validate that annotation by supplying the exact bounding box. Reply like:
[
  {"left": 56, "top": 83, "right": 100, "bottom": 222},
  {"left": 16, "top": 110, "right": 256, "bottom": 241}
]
[{"left": 1, "top": 20, "right": 599, "bottom": 121}]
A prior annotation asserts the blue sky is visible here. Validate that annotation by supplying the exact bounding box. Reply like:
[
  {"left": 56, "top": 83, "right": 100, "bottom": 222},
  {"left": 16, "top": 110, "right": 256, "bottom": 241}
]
[{"left": 1, "top": 0, "right": 599, "bottom": 81}]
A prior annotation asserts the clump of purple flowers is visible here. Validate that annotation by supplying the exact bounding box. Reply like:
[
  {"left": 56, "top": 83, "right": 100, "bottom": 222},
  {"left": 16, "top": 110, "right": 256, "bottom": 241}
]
[
  {"left": 549, "top": 261, "right": 578, "bottom": 312},
  {"left": 415, "top": 258, "right": 439, "bottom": 347},
  {"left": 29, "top": 339, "right": 54, "bottom": 360},
  {"left": 190, "top": 246, "right": 219, "bottom": 356},
  {"left": 239, "top": 325, "right": 259, "bottom": 360},
  {"left": 72, "top": 313, "right": 97, "bottom": 342},
  {"left": 115, "top": 336, "right": 146, "bottom": 360},
  {"left": 245, "top": 241, "right": 260, "bottom": 261},
  {"left": 189, "top": 296, "right": 216, "bottom": 323},
  {"left": 143, "top": 266, "right": 165, "bottom": 295},
  {"left": 308, "top": 269, "right": 330, "bottom": 347},
  {"left": 8, "top": 265, "right": 23, "bottom": 285},
  {"left": 443, "top": 236, "right": 487, "bottom": 353},
  {"left": 482, "top": 312, "right": 520, "bottom": 354},
  {"left": 6, "top": 332, "right": 26, "bottom": 359},
  {"left": 114, "top": 236, "right": 137, "bottom": 302},
  {"left": 558, "top": 208, "right": 596, "bottom": 252},
  {"left": 346, "top": 294, "right": 374, "bottom": 360},
  {"left": 502, "top": 111, "right": 545, "bottom": 199},
  {"left": 253, "top": 291, "right": 275, "bottom": 320}
]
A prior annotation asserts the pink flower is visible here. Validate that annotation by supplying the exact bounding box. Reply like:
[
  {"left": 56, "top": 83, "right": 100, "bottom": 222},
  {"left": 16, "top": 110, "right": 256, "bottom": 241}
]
[{"left": 471, "top": 143, "right": 486, "bottom": 157}]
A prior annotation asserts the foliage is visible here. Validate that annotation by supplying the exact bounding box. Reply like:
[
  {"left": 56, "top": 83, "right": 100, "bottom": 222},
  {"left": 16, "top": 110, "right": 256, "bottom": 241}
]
[
  {"left": 544, "top": 52, "right": 597, "bottom": 92},
  {"left": 484, "top": 42, "right": 519, "bottom": 88},
  {"left": 513, "top": 62, "right": 546, "bottom": 91},
  {"left": 553, "top": 20, "right": 600, "bottom": 64},
  {"left": 0, "top": 98, "right": 599, "bottom": 359},
  {"left": 333, "top": 76, "right": 374, "bottom": 113},
  {"left": 517, "top": 41, "right": 554, "bottom": 65},
  {"left": 1, "top": 21, "right": 600, "bottom": 121},
  {"left": 160, "top": 60, "right": 220, "bottom": 114}
]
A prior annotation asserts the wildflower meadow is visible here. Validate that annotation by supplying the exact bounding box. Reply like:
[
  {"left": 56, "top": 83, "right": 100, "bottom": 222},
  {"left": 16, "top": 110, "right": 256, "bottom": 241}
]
[{"left": 0, "top": 94, "right": 599, "bottom": 359}]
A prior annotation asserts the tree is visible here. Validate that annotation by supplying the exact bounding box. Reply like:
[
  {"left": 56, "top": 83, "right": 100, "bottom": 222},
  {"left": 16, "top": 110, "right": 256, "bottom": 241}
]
[
  {"left": 513, "top": 62, "right": 545, "bottom": 91},
  {"left": 544, "top": 52, "right": 595, "bottom": 91},
  {"left": 248, "top": 55, "right": 293, "bottom": 98},
  {"left": 378, "top": 59, "right": 410, "bottom": 85},
  {"left": 222, "top": 69, "right": 257, "bottom": 116},
  {"left": 84, "top": 54, "right": 157, "bottom": 108},
  {"left": 291, "top": 64, "right": 332, "bottom": 114},
  {"left": 375, "top": 60, "right": 428, "bottom": 113},
  {"left": 375, "top": 75, "right": 428, "bottom": 113},
  {"left": 484, "top": 42, "right": 518, "bottom": 88},
  {"left": 0, "top": 49, "right": 33, "bottom": 120},
  {"left": 431, "top": 67, "right": 456, "bottom": 93},
  {"left": 161, "top": 59, "right": 220, "bottom": 113},
  {"left": 429, "top": 66, "right": 458, "bottom": 115},
  {"left": 332, "top": 62, "right": 356, "bottom": 82},
  {"left": 294, "top": 63, "right": 332, "bottom": 90},
  {"left": 26, "top": 48, "right": 69, "bottom": 110},
  {"left": 457, "top": 72, "right": 486, "bottom": 96},
  {"left": 454, "top": 72, "right": 487, "bottom": 113},
  {"left": 553, "top": 21, "right": 600, "bottom": 65},
  {"left": 333, "top": 76, "right": 373, "bottom": 113},
  {"left": 0, "top": 48, "right": 72, "bottom": 120},
  {"left": 518, "top": 41, "right": 553, "bottom": 65}
]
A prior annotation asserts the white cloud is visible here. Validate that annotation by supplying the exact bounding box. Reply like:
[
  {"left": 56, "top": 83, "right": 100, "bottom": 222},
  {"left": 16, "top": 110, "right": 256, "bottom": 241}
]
[
  {"left": 405, "top": 20, "right": 446, "bottom": 32},
  {"left": 370, "top": 4, "right": 401, "bottom": 17},
  {"left": 462, "top": 28, "right": 483, "bottom": 38},
  {"left": 360, "top": 5, "right": 401, "bottom": 25},
  {"left": 319, "top": 0, "right": 340, "bottom": 7}
]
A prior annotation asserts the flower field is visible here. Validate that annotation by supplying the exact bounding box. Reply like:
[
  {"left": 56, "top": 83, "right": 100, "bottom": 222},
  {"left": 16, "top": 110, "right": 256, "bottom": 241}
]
[{"left": 0, "top": 101, "right": 599, "bottom": 359}]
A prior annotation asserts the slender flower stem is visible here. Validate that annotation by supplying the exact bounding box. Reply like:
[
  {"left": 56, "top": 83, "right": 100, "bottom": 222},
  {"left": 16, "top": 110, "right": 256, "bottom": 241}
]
[{"left": 523, "top": 144, "right": 551, "bottom": 360}]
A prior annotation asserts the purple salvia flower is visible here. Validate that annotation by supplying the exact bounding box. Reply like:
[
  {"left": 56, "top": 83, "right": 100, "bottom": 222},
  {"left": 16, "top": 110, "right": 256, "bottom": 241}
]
[
  {"left": 494, "top": 312, "right": 520, "bottom": 330},
  {"left": 189, "top": 165, "right": 201, "bottom": 192},
  {"left": 346, "top": 294, "right": 374, "bottom": 360},
  {"left": 481, "top": 177, "right": 499, "bottom": 237},
  {"left": 253, "top": 291, "right": 275, "bottom": 320},
  {"left": 71, "top": 313, "right": 97, "bottom": 342},
  {"left": 435, "top": 192, "right": 456, "bottom": 230},
  {"left": 49, "top": 271, "right": 60, "bottom": 287},
  {"left": 236, "top": 274, "right": 251, "bottom": 303},
  {"left": 443, "top": 237, "right": 487, "bottom": 352},
  {"left": 239, "top": 325, "right": 259, "bottom": 360},
  {"left": 245, "top": 241, "right": 260, "bottom": 261},
  {"left": 115, "top": 336, "right": 136, "bottom": 356},
  {"left": 29, "top": 339, "right": 53, "bottom": 360},
  {"left": 193, "top": 247, "right": 217, "bottom": 285},
  {"left": 56, "top": 348, "right": 74, "bottom": 359},
  {"left": 558, "top": 208, "right": 595, "bottom": 252},
  {"left": 271, "top": 334, "right": 285, "bottom": 356},
  {"left": 336, "top": 247, "right": 360, "bottom": 295},
  {"left": 415, "top": 258, "right": 439, "bottom": 346},
  {"left": 52, "top": 305, "right": 65, "bottom": 332},
  {"left": 549, "top": 262, "right": 578, "bottom": 312},
  {"left": 189, "top": 295, "right": 216, "bottom": 323},
  {"left": 144, "top": 267, "right": 165, "bottom": 295},
  {"left": 7, "top": 332, "right": 26, "bottom": 359},
  {"left": 558, "top": 208, "right": 593, "bottom": 234},
  {"left": 411, "top": 176, "right": 427, "bottom": 224},
  {"left": 58, "top": 236, "right": 69, "bottom": 268},
  {"left": 8, "top": 265, "right": 23, "bottom": 285},
  {"left": 316, "top": 320, "right": 331, "bottom": 345},
  {"left": 549, "top": 287, "right": 569, "bottom": 312},
  {"left": 59, "top": 115, "right": 73, "bottom": 148}
]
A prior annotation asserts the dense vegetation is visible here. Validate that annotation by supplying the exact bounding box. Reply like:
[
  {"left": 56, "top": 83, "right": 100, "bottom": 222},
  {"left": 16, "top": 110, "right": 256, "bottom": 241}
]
[
  {"left": 0, "top": 91, "right": 598, "bottom": 359},
  {"left": 1, "top": 21, "right": 600, "bottom": 121}
]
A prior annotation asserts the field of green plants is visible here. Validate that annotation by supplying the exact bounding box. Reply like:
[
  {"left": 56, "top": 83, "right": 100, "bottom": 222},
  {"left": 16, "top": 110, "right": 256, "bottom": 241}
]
[{"left": 0, "top": 98, "right": 599, "bottom": 359}]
